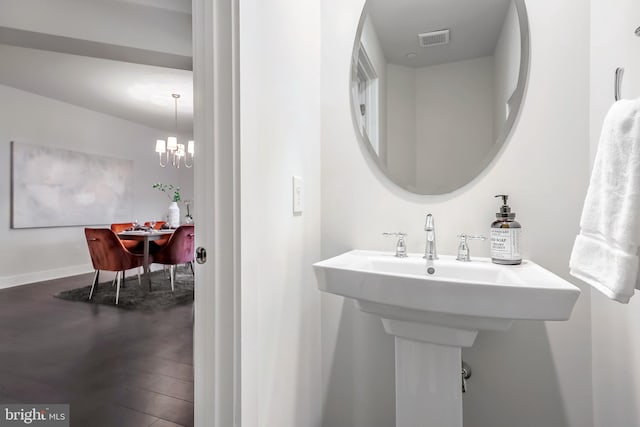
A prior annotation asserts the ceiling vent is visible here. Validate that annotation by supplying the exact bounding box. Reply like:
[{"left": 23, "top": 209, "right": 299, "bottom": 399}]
[{"left": 418, "top": 29, "right": 450, "bottom": 48}]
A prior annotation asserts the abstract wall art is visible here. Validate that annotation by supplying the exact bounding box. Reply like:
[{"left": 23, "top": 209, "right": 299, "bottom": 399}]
[{"left": 10, "top": 141, "right": 134, "bottom": 228}]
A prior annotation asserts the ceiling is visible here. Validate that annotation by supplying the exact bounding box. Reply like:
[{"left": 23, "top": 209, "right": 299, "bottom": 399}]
[
  {"left": 367, "top": 0, "right": 512, "bottom": 68},
  {"left": 111, "top": 0, "right": 192, "bottom": 13},
  {"left": 0, "top": 0, "right": 193, "bottom": 134}
]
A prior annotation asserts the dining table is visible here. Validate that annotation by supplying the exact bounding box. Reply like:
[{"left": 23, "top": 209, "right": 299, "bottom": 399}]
[{"left": 118, "top": 229, "right": 175, "bottom": 291}]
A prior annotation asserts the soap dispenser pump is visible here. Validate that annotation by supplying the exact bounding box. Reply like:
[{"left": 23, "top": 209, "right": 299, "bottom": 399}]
[{"left": 490, "top": 194, "right": 522, "bottom": 265}]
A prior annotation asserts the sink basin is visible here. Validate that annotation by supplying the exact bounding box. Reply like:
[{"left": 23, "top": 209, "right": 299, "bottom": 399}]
[
  {"left": 314, "top": 250, "right": 581, "bottom": 427},
  {"left": 314, "top": 250, "right": 580, "bottom": 341}
]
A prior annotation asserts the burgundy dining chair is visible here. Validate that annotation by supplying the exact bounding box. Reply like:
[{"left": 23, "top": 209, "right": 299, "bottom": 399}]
[
  {"left": 84, "top": 228, "right": 148, "bottom": 305},
  {"left": 144, "top": 221, "right": 170, "bottom": 249},
  {"left": 110, "top": 223, "right": 144, "bottom": 253},
  {"left": 151, "top": 224, "right": 195, "bottom": 291},
  {"left": 144, "top": 221, "right": 167, "bottom": 230}
]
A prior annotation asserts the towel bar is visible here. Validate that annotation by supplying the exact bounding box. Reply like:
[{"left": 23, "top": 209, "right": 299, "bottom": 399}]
[
  {"left": 615, "top": 67, "right": 624, "bottom": 101},
  {"left": 614, "top": 27, "right": 640, "bottom": 101}
]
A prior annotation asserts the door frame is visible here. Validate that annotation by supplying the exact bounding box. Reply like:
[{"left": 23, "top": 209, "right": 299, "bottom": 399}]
[{"left": 192, "top": 0, "right": 241, "bottom": 426}]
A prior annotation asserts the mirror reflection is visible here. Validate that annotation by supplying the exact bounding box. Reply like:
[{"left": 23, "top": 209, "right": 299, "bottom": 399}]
[{"left": 352, "top": 0, "right": 528, "bottom": 194}]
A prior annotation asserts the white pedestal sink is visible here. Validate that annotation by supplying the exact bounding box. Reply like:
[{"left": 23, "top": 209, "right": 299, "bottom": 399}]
[{"left": 313, "top": 250, "right": 580, "bottom": 427}]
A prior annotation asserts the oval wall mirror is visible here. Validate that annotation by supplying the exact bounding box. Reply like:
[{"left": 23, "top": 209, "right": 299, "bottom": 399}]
[{"left": 351, "top": 0, "right": 530, "bottom": 195}]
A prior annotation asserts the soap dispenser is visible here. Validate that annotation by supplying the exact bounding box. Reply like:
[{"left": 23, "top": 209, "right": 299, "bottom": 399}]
[{"left": 490, "top": 194, "right": 522, "bottom": 265}]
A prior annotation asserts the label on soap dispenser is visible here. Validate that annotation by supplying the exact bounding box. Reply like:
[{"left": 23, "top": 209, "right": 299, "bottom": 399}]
[{"left": 490, "top": 228, "right": 521, "bottom": 260}]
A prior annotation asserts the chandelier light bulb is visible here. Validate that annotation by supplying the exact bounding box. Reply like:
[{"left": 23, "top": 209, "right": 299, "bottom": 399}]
[
  {"left": 155, "top": 139, "right": 166, "bottom": 153},
  {"left": 167, "top": 136, "right": 178, "bottom": 151}
]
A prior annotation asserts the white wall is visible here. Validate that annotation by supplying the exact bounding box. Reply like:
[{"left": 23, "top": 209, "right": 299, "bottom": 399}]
[
  {"left": 590, "top": 0, "right": 640, "bottom": 425},
  {"left": 0, "top": 0, "right": 192, "bottom": 57},
  {"left": 0, "top": 84, "right": 192, "bottom": 288},
  {"left": 414, "top": 56, "right": 495, "bottom": 193},
  {"left": 386, "top": 56, "right": 494, "bottom": 193},
  {"left": 386, "top": 63, "right": 416, "bottom": 188},
  {"left": 321, "top": 1, "right": 592, "bottom": 427},
  {"left": 239, "top": 0, "right": 322, "bottom": 426}
]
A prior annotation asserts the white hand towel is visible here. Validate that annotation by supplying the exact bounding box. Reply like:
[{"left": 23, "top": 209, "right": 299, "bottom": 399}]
[{"left": 570, "top": 98, "right": 640, "bottom": 303}]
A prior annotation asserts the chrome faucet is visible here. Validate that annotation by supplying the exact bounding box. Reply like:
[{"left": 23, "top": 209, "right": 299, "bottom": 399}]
[{"left": 423, "top": 214, "right": 438, "bottom": 260}]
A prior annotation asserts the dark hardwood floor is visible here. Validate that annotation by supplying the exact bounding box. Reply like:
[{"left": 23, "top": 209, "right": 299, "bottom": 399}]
[{"left": 0, "top": 273, "right": 193, "bottom": 427}]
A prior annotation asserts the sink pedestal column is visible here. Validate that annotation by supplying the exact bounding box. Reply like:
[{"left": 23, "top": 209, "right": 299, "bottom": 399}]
[
  {"left": 396, "top": 337, "right": 462, "bottom": 427},
  {"left": 382, "top": 318, "right": 479, "bottom": 427}
]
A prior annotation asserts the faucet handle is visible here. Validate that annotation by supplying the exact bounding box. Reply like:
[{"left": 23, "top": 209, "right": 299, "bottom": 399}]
[
  {"left": 383, "top": 232, "right": 407, "bottom": 238},
  {"left": 456, "top": 234, "right": 486, "bottom": 262},
  {"left": 383, "top": 232, "right": 408, "bottom": 258},
  {"left": 457, "top": 234, "right": 487, "bottom": 241}
]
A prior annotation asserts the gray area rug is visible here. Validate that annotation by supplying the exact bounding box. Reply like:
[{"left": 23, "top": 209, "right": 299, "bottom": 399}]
[{"left": 55, "top": 267, "right": 194, "bottom": 310}]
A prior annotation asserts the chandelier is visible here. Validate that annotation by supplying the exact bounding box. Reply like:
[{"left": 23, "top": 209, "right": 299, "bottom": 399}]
[{"left": 155, "top": 93, "right": 194, "bottom": 168}]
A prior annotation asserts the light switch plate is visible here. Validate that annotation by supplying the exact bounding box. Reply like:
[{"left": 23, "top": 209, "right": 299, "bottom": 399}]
[{"left": 292, "top": 176, "right": 303, "bottom": 214}]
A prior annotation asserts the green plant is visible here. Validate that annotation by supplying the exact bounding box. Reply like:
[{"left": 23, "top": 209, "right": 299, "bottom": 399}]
[{"left": 153, "top": 183, "right": 181, "bottom": 202}]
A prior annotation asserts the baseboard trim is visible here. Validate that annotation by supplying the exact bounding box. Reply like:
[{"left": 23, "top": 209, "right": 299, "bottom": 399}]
[{"left": 0, "top": 264, "right": 93, "bottom": 290}]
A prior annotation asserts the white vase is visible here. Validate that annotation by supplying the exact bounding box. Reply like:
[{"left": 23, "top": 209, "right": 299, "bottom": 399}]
[{"left": 168, "top": 201, "right": 180, "bottom": 228}]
